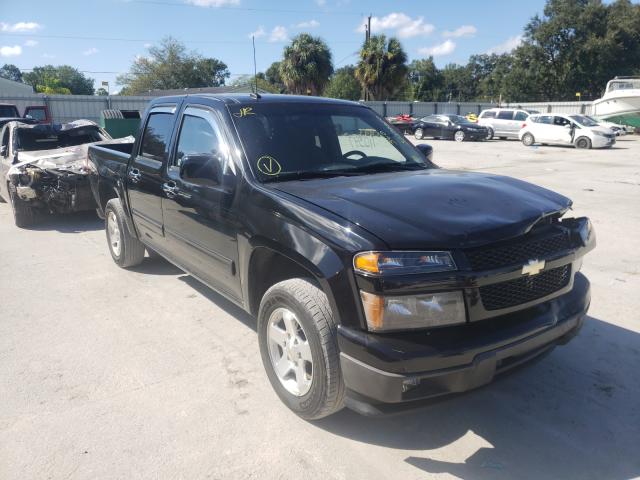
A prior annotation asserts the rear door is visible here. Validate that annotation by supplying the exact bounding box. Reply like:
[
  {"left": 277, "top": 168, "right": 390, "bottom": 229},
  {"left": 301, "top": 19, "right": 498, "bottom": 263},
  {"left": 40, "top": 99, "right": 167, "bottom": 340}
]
[
  {"left": 161, "top": 103, "right": 242, "bottom": 301},
  {"left": 127, "top": 104, "right": 178, "bottom": 249},
  {"left": 495, "top": 110, "right": 515, "bottom": 136}
]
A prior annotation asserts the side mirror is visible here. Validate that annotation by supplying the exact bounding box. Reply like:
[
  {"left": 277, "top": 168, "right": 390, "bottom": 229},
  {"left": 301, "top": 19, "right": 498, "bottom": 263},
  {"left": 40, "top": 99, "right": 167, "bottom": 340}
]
[
  {"left": 179, "top": 153, "right": 221, "bottom": 185},
  {"left": 416, "top": 143, "right": 433, "bottom": 161},
  {"left": 564, "top": 123, "right": 572, "bottom": 129}
]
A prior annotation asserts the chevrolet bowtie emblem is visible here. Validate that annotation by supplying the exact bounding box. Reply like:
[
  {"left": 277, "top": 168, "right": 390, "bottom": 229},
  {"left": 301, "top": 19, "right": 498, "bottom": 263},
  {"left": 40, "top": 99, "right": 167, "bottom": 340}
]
[{"left": 522, "top": 259, "right": 545, "bottom": 276}]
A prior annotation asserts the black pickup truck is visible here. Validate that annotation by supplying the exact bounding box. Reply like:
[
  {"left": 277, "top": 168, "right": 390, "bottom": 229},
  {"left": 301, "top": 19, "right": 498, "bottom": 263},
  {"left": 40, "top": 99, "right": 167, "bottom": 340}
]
[{"left": 89, "top": 94, "right": 594, "bottom": 419}]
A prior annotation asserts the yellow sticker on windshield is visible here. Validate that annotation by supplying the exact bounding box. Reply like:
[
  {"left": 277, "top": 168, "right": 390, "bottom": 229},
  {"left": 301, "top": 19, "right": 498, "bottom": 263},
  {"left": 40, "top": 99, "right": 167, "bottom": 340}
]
[
  {"left": 257, "top": 155, "right": 281, "bottom": 176},
  {"left": 233, "top": 107, "right": 255, "bottom": 118}
]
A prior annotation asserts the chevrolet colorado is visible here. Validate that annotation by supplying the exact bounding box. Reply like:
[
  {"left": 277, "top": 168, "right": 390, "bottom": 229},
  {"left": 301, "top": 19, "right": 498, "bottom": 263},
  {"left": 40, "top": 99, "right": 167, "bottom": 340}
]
[{"left": 88, "top": 94, "right": 594, "bottom": 419}]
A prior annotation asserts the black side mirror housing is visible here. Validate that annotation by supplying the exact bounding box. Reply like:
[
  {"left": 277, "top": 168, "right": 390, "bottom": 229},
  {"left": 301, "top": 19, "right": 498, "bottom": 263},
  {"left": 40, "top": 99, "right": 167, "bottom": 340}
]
[
  {"left": 180, "top": 154, "right": 221, "bottom": 185},
  {"left": 416, "top": 143, "right": 433, "bottom": 162}
]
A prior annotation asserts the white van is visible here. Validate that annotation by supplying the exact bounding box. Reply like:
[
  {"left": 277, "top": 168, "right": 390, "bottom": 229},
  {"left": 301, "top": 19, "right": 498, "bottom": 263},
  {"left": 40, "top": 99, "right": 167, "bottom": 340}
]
[
  {"left": 519, "top": 114, "right": 616, "bottom": 149},
  {"left": 478, "top": 108, "right": 538, "bottom": 140}
]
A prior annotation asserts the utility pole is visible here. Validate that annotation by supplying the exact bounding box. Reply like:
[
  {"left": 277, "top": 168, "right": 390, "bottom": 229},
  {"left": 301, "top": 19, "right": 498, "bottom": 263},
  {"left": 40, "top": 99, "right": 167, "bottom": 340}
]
[{"left": 362, "top": 15, "right": 371, "bottom": 102}]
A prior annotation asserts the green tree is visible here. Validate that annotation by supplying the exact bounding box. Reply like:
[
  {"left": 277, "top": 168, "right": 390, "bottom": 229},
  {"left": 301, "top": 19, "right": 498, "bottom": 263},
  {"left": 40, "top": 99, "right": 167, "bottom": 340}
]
[
  {"left": 117, "top": 37, "right": 230, "bottom": 95},
  {"left": 0, "top": 64, "right": 23, "bottom": 83},
  {"left": 324, "top": 66, "right": 361, "bottom": 100},
  {"left": 279, "top": 34, "right": 333, "bottom": 95},
  {"left": 408, "top": 57, "right": 443, "bottom": 101},
  {"left": 96, "top": 87, "right": 109, "bottom": 96},
  {"left": 23, "top": 65, "right": 94, "bottom": 95},
  {"left": 355, "top": 35, "right": 408, "bottom": 101},
  {"left": 264, "top": 61, "right": 286, "bottom": 93},
  {"left": 229, "top": 74, "right": 280, "bottom": 93}
]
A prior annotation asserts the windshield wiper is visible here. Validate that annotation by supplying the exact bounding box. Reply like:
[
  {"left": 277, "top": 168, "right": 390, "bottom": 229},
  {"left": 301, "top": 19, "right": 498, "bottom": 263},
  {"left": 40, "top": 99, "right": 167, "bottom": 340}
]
[
  {"left": 346, "top": 162, "right": 428, "bottom": 174},
  {"left": 262, "top": 169, "right": 363, "bottom": 183}
]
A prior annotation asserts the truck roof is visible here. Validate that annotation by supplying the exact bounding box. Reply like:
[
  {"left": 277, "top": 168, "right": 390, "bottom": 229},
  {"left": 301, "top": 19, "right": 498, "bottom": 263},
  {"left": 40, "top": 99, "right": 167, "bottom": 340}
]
[{"left": 151, "top": 93, "right": 363, "bottom": 108}]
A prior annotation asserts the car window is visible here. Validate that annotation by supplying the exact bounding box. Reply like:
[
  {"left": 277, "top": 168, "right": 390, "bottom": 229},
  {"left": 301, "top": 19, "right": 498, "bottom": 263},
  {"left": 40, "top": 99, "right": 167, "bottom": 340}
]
[
  {"left": 0, "top": 105, "right": 19, "bottom": 117},
  {"left": 480, "top": 111, "right": 496, "bottom": 119},
  {"left": 553, "top": 116, "right": 570, "bottom": 126},
  {"left": 26, "top": 108, "right": 46, "bottom": 121},
  {"left": 497, "top": 110, "right": 514, "bottom": 120},
  {"left": 534, "top": 115, "right": 553, "bottom": 124},
  {"left": 174, "top": 114, "right": 220, "bottom": 166},
  {"left": 514, "top": 111, "right": 528, "bottom": 121},
  {"left": 140, "top": 112, "right": 174, "bottom": 162}
]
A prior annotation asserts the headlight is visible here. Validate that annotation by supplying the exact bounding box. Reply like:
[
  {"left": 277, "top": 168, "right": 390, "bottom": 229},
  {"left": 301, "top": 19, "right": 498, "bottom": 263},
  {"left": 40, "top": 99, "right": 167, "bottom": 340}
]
[
  {"left": 578, "top": 219, "right": 594, "bottom": 246},
  {"left": 353, "top": 251, "right": 456, "bottom": 276},
  {"left": 360, "top": 290, "right": 466, "bottom": 332}
]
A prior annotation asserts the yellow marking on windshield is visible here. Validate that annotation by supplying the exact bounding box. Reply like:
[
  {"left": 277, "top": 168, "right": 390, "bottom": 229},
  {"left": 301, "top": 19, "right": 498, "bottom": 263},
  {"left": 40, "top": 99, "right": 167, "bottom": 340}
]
[
  {"left": 233, "top": 107, "right": 256, "bottom": 118},
  {"left": 257, "top": 155, "right": 282, "bottom": 176}
]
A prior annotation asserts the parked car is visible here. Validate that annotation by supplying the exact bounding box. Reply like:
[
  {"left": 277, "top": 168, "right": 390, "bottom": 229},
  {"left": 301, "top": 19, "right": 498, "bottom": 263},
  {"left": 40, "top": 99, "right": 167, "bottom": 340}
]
[
  {"left": 587, "top": 117, "right": 627, "bottom": 136},
  {"left": 89, "top": 94, "right": 594, "bottom": 419},
  {"left": 413, "top": 114, "right": 488, "bottom": 141},
  {"left": 519, "top": 114, "right": 616, "bottom": 149},
  {"left": 24, "top": 105, "right": 52, "bottom": 125},
  {"left": 385, "top": 114, "right": 417, "bottom": 134},
  {"left": 478, "top": 108, "right": 538, "bottom": 140},
  {"left": 0, "top": 120, "right": 117, "bottom": 227}
]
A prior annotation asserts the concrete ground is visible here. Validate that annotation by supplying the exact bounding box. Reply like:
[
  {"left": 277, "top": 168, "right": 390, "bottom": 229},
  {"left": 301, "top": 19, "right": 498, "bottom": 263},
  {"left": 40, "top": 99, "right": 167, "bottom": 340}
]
[{"left": 1, "top": 136, "right": 639, "bottom": 480}]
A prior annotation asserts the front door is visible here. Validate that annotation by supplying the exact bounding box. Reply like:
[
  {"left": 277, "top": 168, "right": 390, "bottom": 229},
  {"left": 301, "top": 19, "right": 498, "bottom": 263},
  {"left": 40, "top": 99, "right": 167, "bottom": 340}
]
[
  {"left": 161, "top": 105, "right": 242, "bottom": 301},
  {"left": 127, "top": 104, "right": 179, "bottom": 250}
]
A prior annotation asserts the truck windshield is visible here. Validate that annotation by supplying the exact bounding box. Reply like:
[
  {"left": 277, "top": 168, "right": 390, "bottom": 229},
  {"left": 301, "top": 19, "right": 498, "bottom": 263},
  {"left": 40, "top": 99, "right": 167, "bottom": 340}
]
[{"left": 230, "top": 103, "right": 428, "bottom": 182}]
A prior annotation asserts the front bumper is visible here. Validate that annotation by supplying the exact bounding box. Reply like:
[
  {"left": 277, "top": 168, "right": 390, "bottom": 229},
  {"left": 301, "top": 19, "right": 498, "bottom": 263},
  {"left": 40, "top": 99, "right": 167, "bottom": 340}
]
[{"left": 338, "top": 273, "right": 590, "bottom": 415}]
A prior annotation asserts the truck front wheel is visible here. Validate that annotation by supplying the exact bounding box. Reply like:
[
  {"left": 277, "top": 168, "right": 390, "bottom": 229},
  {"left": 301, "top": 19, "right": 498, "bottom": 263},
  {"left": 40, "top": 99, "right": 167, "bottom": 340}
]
[
  {"left": 105, "top": 198, "right": 145, "bottom": 268},
  {"left": 258, "top": 278, "right": 345, "bottom": 420}
]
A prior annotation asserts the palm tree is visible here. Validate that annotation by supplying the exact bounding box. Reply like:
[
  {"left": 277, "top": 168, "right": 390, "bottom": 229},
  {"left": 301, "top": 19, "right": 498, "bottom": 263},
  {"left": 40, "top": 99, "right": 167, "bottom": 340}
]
[
  {"left": 279, "top": 34, "right": 333, "bottom": 95},
  {"left": 355, "top": 35, "right": 408, "bottom": 100}
]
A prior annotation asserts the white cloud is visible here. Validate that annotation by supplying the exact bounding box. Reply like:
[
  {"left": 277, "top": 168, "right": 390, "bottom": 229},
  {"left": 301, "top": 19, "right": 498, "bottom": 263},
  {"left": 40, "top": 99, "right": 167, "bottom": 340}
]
[
  {"left": 24, "top": 40, "right": 39, "bottom": 47},
  {"left": 248, "top": 26, "right": 266, "bottom": 39},
  {"left": 184, "top": 0, "right": 239, "bottom": 6},
  {"left": 295, "top": 19, "right": 320, "bottom": 29},
  {"left": 487, "top": 35, "right": 523, "bottom": 54},
  {"left": 83, "top": 47, "right": 99, "bottom": 56},
  {"left": 418, "top": 39, "right": 456, "bottom": 57},
  {"left": 357, "top": 13, "right": 434, "bottom": 39},
  {"left": 443, "top": 25, "right": 477, "bottom": 38},
  {"left": 143, "top": 43, "right": 152, "bottom": 49},
  {"left": 269, "top": 25, "right": 288, "bottom": 42},
  {"left": 0, "top": 22, "right": 42, "bottom": 33},
  {"left": 0, "top": 45, "right": 22, "bottom": 57},
  {"left": 315, "top": 0, "right": 326, "bottom": 5}
]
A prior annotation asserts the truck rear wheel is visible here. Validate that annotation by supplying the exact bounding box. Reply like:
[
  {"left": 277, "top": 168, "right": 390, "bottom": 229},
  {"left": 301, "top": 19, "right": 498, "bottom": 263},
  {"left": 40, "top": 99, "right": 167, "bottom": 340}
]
[
  {"left": 258, "top": 278, "right": 345, "bottom": 420},
  {"left": 9, "top": 188, "right": 36, "bottom": 228},
  {"left": 105, "top": 198, "right": 145, "bottom": 268}
]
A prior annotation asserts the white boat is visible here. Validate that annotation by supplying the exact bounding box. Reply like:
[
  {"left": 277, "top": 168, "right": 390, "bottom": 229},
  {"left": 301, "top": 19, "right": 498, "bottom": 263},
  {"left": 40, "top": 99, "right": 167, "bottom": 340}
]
[{"left": 591, "top": 77, "right": 640, "bottom": 128}]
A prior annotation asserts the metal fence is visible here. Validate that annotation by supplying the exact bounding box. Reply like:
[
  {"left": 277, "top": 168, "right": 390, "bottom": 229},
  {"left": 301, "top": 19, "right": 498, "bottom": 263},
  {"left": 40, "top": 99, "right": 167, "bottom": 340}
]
[{"left": 0, "top": 93, "right": 596, "bottom": 124}]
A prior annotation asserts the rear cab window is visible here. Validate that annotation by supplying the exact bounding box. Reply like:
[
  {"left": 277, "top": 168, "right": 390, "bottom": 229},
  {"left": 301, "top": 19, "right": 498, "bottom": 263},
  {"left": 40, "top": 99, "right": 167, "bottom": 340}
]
[{"left": 139, "top": 109, "right": 175, "bottom": 163}]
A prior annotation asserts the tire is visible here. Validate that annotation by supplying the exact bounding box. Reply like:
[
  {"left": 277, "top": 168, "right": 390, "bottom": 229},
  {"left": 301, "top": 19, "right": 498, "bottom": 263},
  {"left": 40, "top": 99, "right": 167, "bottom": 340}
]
[
  {"left": 522, "top": 132, "right": 535, "bottom": 146},
  {"left": 575, "top": 136, "right": 592, "bottom": 149},
  {"left": 258, "top": 278, "right": 345, "bottom": 420},
  {"left": 104, "top": 198, "right": 145, "bottom": 268},
  {"left": 454, "top": 130, "right": 465, "bottom": 142},
  {"left": 485, "top": 127, "right": 494, "bottom": 140},
  {"left": 9, "top": 187, "right": 36, "bottom": 228},
  {"left": 414, "top": 128, "right": 424, "bottom": 140}
]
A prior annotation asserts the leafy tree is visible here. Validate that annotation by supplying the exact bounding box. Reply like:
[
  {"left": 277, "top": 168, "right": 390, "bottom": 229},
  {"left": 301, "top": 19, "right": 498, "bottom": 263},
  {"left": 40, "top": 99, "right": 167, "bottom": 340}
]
[
  {"left": 96, "top": 87, "right": 109, "bottom": 96},
  {"left": 279, "top": 34, "right": 333, "bottom": 95},
  {"left": 355, "top": 35, "right": 408, "bottom": 101},
  {"left": 229, "top": 74, "right": 280, "bottom": 93},
  {"left": 117, "top": 37, "right": 230, "bottom": 95},
  {"left": 324, "top": 66, "right": 361, "bottom": 100},
  {"left": 264, "top": 61, "right": 286, "bottom": 93},
  {"left": 0, "top": 64, "right": 23, "bottom": 83},
  {"left": 23, "top": 65, "right": 94, "bottom": 95},
  {"left": 408, "top": 58, "right": 443, "bottom": 101}
]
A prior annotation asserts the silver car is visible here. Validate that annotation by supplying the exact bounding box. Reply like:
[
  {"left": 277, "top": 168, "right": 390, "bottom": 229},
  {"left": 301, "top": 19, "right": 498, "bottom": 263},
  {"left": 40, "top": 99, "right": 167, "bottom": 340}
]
[{"left": 478, "top": 108, "right": 539, "bottom": 140}]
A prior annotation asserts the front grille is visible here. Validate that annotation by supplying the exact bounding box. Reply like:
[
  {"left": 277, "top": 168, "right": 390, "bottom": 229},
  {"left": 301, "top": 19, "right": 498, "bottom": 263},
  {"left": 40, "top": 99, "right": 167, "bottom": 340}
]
[
  {"left": 479, "top": 265, "right": 571, "bottom": 311},
  {"left": 465, "top": 230, "right": 572, "bottom": 271}
]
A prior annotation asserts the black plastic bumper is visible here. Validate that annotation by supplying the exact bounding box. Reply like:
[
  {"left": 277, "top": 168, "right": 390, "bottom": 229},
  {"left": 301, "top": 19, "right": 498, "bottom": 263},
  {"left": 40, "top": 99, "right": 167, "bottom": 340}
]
[{"left": 338, "top": 273, "right": 590, "bottom": 415}]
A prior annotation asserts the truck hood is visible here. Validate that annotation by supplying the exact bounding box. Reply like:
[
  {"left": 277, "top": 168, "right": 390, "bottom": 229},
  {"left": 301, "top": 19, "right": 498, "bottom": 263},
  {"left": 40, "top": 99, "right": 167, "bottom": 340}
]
[{"left": 272, "top": 169, "right": 572, "bottom": 249}]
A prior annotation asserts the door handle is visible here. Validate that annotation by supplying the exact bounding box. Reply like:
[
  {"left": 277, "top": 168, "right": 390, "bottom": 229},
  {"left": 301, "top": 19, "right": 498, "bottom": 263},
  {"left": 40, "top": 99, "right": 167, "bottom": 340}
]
[
  {"left": 162, "top": 181, "right": 184, "bottom": 199},
  {"left": 128, "top": 168, "right": 141, "bottom": 183}
]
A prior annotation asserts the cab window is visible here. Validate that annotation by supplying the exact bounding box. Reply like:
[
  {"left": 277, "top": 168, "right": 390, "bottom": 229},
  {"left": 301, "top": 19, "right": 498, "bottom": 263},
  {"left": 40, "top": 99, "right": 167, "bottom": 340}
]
[{"left": 140, "top": 112, "right": 174, "bottom": 162}]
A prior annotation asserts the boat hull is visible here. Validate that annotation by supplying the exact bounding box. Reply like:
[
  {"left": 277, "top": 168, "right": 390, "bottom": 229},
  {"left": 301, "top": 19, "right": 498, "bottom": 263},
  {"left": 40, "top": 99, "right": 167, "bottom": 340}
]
[{"left": 592, "top": 90, "right": 640, "bottom": 127}]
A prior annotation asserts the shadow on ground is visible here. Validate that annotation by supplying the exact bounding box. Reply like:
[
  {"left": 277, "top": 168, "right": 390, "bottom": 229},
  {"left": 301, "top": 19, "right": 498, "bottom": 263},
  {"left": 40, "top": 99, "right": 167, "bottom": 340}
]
[
  {"left": 27, "top": 210, "right": 103, "bottom": 233},
  {"left": 312, "top": 316, "right": 640, "bottom": 480}
]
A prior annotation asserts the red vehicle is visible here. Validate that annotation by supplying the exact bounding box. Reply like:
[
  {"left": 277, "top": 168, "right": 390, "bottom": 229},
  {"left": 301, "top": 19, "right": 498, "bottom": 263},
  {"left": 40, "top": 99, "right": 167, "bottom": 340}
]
[{"left": 24, "top": 105, "right": 51, "bottom": 124}]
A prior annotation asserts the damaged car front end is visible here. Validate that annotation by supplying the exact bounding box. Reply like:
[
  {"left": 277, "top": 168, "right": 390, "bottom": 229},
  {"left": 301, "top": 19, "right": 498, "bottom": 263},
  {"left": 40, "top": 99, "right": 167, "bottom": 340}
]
[{"left": 0, "top": 120, "right": 132, "bottom": 227}]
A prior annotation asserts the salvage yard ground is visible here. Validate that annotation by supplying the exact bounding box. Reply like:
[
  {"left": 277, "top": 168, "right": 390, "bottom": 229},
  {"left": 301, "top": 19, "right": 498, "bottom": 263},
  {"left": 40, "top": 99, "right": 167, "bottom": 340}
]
[{"left": 1, "top": 137, "right": 639, "bottom": 480}]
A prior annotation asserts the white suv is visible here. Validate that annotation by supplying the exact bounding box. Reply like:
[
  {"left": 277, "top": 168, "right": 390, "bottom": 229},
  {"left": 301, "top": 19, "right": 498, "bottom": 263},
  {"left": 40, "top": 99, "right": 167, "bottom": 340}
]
[
  {"left": 478, "top": 108, "right": 537, "bottom": 140},
  {"left": 519, "top": 114, "right": 616, "bottom": 149}
]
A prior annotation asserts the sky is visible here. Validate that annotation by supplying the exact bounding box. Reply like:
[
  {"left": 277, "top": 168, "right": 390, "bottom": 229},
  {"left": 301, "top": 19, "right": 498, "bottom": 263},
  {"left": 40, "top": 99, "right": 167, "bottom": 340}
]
[{"left": 0, "top": 0, "right": 550, "bottom": 93}]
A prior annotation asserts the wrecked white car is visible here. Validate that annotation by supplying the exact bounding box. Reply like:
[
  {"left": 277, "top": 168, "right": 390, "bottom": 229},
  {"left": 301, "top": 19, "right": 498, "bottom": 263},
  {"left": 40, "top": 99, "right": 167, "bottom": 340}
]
[{"left": 0, "top": 120, "right": 130, "bottom": 227}]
